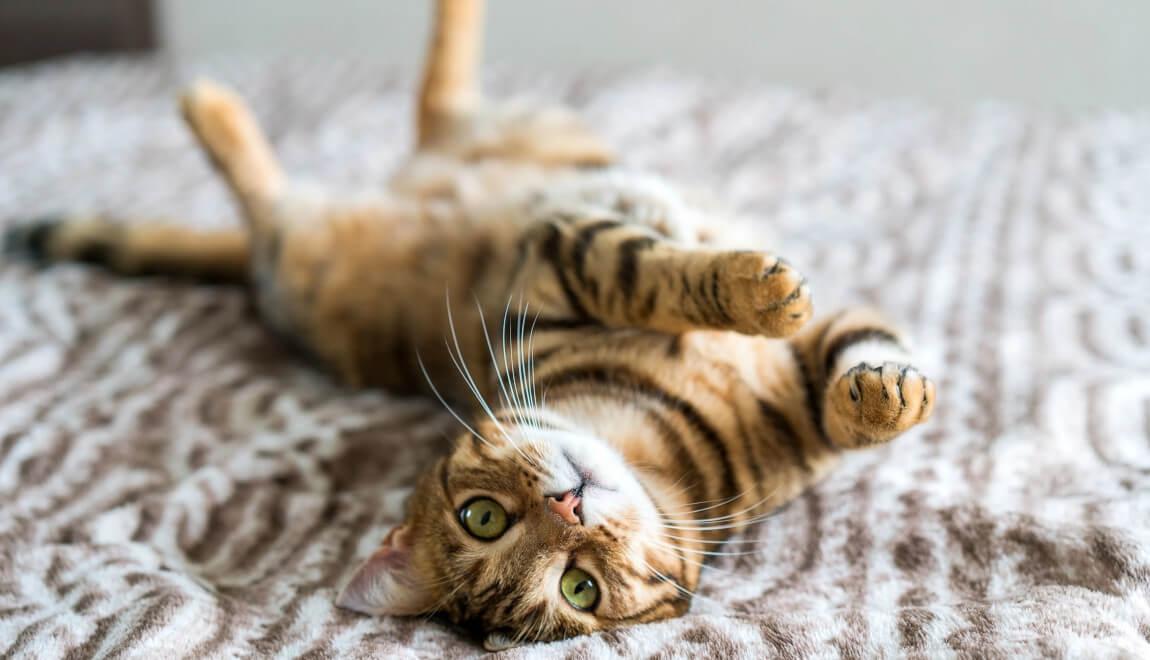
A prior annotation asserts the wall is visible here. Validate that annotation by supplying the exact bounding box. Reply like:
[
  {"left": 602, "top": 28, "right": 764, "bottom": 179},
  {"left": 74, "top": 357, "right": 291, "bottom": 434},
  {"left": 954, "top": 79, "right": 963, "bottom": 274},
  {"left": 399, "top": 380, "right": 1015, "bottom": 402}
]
[{"left": 158, "top": 1, "right": 1149, "bottom": 110}]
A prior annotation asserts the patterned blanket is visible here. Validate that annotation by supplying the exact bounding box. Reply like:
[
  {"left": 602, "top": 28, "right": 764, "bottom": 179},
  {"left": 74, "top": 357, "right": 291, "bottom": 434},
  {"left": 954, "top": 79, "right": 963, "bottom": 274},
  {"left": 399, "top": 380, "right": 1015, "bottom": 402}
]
[{"left": 1, "top": 57, "right": 1148, "bottom": 659}]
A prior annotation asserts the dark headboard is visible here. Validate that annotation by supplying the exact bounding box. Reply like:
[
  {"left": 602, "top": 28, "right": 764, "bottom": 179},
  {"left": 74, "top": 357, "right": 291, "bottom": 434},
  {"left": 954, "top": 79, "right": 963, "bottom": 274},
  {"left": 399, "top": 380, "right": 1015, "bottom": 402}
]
[{"left": 0, "top": 0, "right": 155, "bottom": 67}]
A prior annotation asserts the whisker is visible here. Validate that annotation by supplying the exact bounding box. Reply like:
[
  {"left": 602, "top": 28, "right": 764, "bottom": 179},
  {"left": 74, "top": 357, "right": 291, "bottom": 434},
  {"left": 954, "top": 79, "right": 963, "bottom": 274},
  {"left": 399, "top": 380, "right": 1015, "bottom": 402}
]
[
  {"left": 649, "top": 539, "right": 763, "bottom": 558},
  {"left": 519, "top": 301, "right": 546, "bottom": 424},
  {"left": 475, "top": 295, "right": 543, "bottom": 469},
  {"left": 657, "top": 488, "right": 781, "bottom": 527},
  {"left": 663, "top": 486, "right": 759, "bottom": 515},
  {"left": 639, "top": 560, "right": 727, "bottom": 608},
  {"left": 417, "top": 351, "right": 495, "bottom": 451},
  {"left": 659, "top": 515, "right": 782, "bottom": 532},
  {"left": 523, "top": 307, "right": 541, "bottom": 415},
  {"left": 511, "top": 296, "right": 542, "bottom": 435},
  {"left": 498, "top": 296, "right": 539, "bottom": 436},
  {"left": 485, "top": 294, "right": 552, "bottom": 471},
  {"left": 421, "top": 568, "right": 473, "bottom": 621},
  {"left": 648, "top": 542, "right": 742, "bottom": 578},
  {"left": 453, "top": 294, "right": 543, "bottom": 471},
  {"left": 499, "top": 296, "right": 526, "bottom": 411},
  {"left": 659, "top": 532, "right": 763, "bottom": 546},
  {"left": 441, "top": 292, "right": 512, "bottom": 443},
  {"left": 500, "top": 295, "right": 533, "bottom": 432}
]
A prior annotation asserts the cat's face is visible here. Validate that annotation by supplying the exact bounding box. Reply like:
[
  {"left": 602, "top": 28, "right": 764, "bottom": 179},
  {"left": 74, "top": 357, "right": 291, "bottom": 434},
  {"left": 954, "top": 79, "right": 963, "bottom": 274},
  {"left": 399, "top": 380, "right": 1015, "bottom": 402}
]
[{"left": 337, "top": 417, "right": 692, "bottom": 649}]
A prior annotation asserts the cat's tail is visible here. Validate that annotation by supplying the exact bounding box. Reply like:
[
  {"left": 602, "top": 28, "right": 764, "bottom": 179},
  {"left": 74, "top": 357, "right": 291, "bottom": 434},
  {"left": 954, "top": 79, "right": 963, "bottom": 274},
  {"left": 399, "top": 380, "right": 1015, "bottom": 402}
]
[
  {"left": 4, "top": 217, "right": 249, "bottom": 284},
  {"left": 180, "top": 80, "right": 286, "bottom": 229}
]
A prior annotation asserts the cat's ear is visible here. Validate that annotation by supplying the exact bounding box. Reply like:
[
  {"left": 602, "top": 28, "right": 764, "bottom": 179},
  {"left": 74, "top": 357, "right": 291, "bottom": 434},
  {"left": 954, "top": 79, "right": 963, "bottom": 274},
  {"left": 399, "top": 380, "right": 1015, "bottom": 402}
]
[{"left": 336, "top": 525, "right": 435, "bottom": 616}]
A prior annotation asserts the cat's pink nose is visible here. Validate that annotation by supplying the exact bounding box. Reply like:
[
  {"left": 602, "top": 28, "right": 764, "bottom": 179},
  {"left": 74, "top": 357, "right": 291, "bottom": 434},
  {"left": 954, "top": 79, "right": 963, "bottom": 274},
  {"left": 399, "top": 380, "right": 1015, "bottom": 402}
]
[{"left": 547, "top": 491, "right": 582, "bottom": 526}]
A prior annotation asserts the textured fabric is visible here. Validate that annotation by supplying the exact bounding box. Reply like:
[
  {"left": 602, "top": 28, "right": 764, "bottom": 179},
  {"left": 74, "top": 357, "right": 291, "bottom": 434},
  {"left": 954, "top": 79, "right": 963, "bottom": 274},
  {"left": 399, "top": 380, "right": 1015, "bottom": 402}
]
[{"left": 1, "top": 57, "right": 1149, "bottom": 659}]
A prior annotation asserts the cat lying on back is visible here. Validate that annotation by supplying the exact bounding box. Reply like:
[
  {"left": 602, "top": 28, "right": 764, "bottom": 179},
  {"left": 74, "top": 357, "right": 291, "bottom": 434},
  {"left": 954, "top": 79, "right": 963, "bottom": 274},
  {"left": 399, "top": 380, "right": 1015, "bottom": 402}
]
[{"left": 5, "top": 0, "right": 935, "bottom": 650}]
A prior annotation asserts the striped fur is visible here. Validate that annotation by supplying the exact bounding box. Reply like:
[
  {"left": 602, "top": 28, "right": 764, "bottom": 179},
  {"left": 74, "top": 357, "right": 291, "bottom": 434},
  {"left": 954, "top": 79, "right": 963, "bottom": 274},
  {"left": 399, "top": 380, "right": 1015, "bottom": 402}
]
[{"left": 2, "top": 0, "right": 935, "bottom": 649}]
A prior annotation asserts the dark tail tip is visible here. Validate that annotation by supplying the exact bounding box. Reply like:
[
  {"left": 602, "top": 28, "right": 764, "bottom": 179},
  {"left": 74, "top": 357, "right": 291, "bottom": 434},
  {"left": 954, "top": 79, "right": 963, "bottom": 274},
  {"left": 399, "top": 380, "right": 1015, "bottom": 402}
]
[{"left": 3, "top": 217, "right": 62, "bottom": 262}]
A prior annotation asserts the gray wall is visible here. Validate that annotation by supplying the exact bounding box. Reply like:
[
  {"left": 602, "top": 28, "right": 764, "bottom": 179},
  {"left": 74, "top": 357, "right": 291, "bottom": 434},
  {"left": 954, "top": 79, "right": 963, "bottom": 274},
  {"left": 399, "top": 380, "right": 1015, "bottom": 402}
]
[{"left": 159, "top": 1, "right": 1149, "bottom": 110}]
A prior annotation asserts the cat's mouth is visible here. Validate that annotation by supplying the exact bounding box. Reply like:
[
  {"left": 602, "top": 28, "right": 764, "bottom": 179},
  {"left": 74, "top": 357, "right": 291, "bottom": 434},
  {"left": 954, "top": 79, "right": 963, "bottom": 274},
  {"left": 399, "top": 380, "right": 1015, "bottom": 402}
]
[
  {"left": 547, "top": 452, "right": 596, "bottom": 525},
  {"left": 563, "top": 451, "right": 597, "bottom": 492},
  {"left": 533, "top": 427, "right": 656, "bottom": 529},
  {"left": 544, "top": 452, "right": 629, "bottom": 526}
]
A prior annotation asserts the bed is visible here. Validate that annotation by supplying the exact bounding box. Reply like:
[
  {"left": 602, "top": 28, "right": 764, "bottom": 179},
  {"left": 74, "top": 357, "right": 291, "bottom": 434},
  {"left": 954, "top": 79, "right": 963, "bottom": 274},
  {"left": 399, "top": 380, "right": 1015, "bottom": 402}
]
[{"left": 1, "top": 57, "right": 1148, "bottom": 658}]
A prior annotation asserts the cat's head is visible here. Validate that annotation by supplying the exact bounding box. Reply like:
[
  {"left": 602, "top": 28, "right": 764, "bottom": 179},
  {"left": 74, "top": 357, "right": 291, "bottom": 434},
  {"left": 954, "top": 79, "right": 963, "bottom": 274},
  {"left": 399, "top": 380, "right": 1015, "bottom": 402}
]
[{"left": 336, "top": 415, "right": 693, "bottom": 649}]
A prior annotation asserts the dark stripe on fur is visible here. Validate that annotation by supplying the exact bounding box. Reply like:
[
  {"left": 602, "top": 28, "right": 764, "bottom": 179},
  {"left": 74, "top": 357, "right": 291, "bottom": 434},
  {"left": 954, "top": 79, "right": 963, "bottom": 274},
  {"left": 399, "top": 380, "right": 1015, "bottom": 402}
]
[
  {"left": 757, "top": 398, "right": 812, "bottom": 473},
  {"left": 74, "top": 239, "right": 117, "bottom": 267},
  {"left": 616, "top": 236, "right": 656, "bottom": 301},
  {"left": 710, "top": 269, "right": 735, "bottom": 326},
  {"left": 633, "top": 401, "right": 710, "bottom": 514},
  {"left": 601, "top": 591, "right": 687, "bottom": 624},
  {"left": 734, "top": 410, "right": 767, "bottom": 488},
  {"left": 539, "top": 223, "right": 592, "bottom": 320},
  {"left": 570, "top": 219, "right": 623, "bottom": 296},
  {"left": 789, "top": 344, "right": 833, "bottom": 450},
  {"left": 688, "top": 273, "right": 713, "bottom": 326},
  {"left": 694, "top": 272, "right": 721, "bottom": 326},
  {"left": 638, "top": 288, "right": 658, "bottom": 321},
  {"left": 823, "top": 328, "right": 901, "bottom": 375},
  {"left": 678, "top": 272, "right": 704, "bottom": 325}
]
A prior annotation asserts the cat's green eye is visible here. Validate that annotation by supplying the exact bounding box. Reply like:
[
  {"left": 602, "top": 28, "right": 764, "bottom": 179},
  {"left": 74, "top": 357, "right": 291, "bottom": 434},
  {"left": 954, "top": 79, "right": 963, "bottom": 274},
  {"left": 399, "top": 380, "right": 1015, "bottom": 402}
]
[
  {"left": 560, "top": 567, "right": 599, "bottom": 611},
  {"left": 459, "top": 497, "right": 509, "bottom": 540}
]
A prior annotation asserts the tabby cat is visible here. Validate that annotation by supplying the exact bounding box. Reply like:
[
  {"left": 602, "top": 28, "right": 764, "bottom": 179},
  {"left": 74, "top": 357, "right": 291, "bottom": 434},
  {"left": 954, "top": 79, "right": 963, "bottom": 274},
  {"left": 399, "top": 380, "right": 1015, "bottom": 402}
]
[{"left": 4, "top": 0, "right": 935, "bottom": 650}]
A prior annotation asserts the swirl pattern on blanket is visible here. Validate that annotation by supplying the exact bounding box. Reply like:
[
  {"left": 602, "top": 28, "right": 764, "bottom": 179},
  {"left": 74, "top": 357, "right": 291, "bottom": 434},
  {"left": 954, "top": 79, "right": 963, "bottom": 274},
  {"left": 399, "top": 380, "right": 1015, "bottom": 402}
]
[{"left": 1, "top": 59, "right": 1149, "bottom": 658}]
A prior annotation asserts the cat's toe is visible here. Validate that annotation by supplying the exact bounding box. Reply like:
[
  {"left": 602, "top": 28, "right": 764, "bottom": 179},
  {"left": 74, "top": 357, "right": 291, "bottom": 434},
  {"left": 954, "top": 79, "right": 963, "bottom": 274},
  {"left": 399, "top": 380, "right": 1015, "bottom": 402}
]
[
  {"left": 723, "top": 253, "right": 813, "bottom": 337},
  {"left": 832, "top": 361, "right": 935, "bottom": 446}
]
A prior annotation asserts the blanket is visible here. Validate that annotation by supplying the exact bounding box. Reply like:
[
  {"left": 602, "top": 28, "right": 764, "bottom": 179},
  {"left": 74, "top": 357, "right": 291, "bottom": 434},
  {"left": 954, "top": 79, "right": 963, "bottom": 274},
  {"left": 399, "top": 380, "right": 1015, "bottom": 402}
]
[{"left": 1, "top": 57, "right": 1148, "bottom": 659}]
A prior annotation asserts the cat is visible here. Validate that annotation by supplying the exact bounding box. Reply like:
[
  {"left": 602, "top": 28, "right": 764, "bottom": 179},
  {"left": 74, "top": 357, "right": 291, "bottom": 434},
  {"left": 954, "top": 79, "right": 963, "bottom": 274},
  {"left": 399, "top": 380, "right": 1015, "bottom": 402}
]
[{"left": 3, "top": 0, "right": 935, "bottom": 650}]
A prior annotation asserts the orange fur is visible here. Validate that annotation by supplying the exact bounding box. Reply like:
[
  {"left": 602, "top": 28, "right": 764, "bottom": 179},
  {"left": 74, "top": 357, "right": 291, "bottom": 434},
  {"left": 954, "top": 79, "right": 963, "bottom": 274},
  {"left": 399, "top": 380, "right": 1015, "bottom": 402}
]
[{"left": 5, "top": 0, "right": 936, "bottom": 648}]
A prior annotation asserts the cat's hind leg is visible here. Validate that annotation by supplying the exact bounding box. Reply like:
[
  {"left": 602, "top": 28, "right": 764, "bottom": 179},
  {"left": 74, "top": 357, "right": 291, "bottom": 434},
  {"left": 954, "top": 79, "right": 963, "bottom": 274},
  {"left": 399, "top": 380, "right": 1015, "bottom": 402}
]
[
  {"left": 180, "top": 80, "right": 286, "bottom": 230},
  {"left": 790, "top": 308, "right": 936, "bottom": 449},
  {"left": 418, "top": 0, "right": 483, "bottom": 146},
  {"left": 412, "top": 0, "right": 612, "bottom": 166},
  {"left": 4, "top": 81, "right": 280, "bottom": 284}
]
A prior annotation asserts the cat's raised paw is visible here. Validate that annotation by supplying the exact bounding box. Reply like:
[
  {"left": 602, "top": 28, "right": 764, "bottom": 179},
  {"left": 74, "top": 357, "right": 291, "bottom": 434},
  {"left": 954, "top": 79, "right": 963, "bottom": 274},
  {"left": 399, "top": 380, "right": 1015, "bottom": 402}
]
[
  {"left": 828, "top": 361, "right": 934, "bottom": 448},
  {"left": 721, "top": 253, "right": 813, "bottom": 337}
]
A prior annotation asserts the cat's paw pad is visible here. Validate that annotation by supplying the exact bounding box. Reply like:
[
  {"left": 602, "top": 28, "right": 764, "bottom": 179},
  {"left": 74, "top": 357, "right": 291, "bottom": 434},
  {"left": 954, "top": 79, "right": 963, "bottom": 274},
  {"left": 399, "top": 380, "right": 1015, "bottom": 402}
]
[
  {"left": 722, "top": 253, "right": 813, "bottom": 337},
  {"left": 830, "top": 361, "right": 934, "bottom": 447}
]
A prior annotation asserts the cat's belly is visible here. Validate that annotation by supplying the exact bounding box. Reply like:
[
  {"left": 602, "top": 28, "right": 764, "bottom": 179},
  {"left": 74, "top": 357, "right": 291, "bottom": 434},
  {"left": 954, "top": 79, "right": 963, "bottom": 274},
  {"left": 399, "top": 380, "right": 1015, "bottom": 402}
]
[{"left": 246, "top": 205, "right": 519, "bottom": 394}]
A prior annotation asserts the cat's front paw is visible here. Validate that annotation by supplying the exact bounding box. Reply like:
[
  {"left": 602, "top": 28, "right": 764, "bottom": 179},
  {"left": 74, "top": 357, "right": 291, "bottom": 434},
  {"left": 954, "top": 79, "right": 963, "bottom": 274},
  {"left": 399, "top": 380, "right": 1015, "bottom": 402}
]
[
  {"left": 827, "top": 361, "right": 935, "bottom": 448},
  {"left": 721, "top": 253, "right": 813, "bottom": 337}
]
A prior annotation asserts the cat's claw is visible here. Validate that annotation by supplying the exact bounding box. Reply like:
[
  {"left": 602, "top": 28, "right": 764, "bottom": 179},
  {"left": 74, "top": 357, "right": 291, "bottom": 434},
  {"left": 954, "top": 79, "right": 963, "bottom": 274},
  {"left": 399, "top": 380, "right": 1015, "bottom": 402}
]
[{"left": 830, "top": 361, "right": 935, "bottom": 447}]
